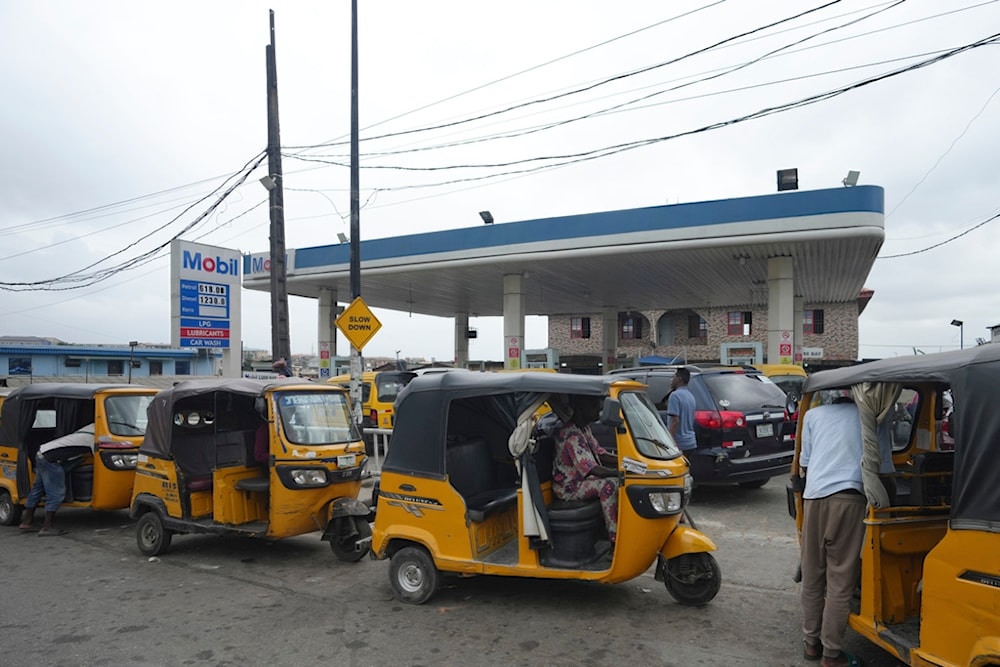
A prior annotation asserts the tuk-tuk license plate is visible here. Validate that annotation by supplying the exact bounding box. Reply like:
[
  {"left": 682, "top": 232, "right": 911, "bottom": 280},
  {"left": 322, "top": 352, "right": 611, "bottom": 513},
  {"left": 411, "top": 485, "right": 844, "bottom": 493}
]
[
  {"left": 337, "top": 454, "right": 357, "bottom": 468},
  {"left": 756, "top": 423, "right": 774, "bottom": 438}
]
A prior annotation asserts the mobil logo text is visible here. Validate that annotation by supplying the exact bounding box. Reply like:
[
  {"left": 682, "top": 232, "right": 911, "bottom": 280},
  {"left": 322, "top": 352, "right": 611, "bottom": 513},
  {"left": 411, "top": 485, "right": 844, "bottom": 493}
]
[{"left": 183, "top": 250, "right": 239, "bottom": 275}]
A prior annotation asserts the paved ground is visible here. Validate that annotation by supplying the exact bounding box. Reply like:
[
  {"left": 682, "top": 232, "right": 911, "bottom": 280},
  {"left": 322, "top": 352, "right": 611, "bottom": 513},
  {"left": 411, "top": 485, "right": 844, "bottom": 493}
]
[{"left": 0, "top": 479, "right": 906, "bottom": 667}]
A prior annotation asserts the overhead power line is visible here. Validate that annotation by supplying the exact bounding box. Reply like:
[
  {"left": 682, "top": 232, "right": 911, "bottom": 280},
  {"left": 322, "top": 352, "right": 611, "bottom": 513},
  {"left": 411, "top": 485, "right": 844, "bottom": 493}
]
[{"left": 0, "top": 151, "right": 267, "bottom": 292}]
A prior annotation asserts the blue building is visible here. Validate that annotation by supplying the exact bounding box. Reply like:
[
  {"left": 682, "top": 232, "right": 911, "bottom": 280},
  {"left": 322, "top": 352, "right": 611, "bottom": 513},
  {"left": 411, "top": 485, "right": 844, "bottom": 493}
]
[{"left": 0, "top": 338, "right": 221, "bottom": 385}]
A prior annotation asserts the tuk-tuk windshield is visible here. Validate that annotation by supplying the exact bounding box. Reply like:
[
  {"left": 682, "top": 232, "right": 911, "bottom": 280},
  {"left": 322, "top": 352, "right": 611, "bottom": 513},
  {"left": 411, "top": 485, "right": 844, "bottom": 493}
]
[
  {"left": 620, "top": 390, "right": 682, "bottom": 460},
  {"left": 105, "top": 394, "right": 153, "bottom": 436},
  {"left": 276, "top": 391, "right": 359, "bottom": 445}
]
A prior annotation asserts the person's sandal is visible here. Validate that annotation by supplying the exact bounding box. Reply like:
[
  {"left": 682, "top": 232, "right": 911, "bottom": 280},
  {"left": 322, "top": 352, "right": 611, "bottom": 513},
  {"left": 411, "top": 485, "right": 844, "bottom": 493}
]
[{"left": 803, "top": 640, "right": 821, "bottom": 661}]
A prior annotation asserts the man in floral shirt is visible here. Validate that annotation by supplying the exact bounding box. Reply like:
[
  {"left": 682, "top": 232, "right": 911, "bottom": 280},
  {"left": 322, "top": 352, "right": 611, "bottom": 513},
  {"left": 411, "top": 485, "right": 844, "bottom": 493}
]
[{"left": 552, "top": 394, "right": 619, "bottom": 543}]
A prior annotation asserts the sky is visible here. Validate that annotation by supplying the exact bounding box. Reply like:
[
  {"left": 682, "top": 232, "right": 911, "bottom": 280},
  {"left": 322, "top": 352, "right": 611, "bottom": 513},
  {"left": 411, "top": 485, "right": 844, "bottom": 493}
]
[{"left": 2, "top": 0, "right": 999, "bottom": 363}]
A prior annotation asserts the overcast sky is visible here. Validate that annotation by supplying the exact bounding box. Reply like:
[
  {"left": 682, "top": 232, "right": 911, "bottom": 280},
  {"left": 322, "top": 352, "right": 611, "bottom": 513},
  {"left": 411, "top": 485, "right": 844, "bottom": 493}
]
[{"left": 2, "top": 1, "right": 998, "bottom": 363}]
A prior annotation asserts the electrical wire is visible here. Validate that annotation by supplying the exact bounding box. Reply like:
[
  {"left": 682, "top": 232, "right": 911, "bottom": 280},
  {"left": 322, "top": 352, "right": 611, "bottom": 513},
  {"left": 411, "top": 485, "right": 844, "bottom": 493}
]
[
  {"left": 0, "top": 151, "right": 267, "bottom": 291},
  {"left": 878, "top": 211, "right": 1000, "bottom": 258}
]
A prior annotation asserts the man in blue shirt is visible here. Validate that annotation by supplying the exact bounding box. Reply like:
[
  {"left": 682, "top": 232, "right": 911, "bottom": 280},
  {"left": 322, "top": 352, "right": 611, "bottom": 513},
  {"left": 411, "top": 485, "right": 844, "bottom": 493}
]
[
  {"left": 666, "top": 367, "right": 697, "bottom": 451},
  {"left": 798, "top": 394, "right": 866, "bottom": 667}
]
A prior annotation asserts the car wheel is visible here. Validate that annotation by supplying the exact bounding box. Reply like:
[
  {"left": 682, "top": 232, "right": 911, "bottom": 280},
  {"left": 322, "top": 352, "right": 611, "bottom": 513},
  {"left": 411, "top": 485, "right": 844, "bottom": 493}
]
[
  {"left": 0, "top": 489, "right": 22, "bottom": 526},
  {"left": 389, "top": 545, "right": 440, "bottom": 604},
  {"left": 664, "top": 552, "right": 721, "bottom": 606},
  {"left": 136, "top": 511, "right": 172, "bottom": 556},
  {"left": 330, "top": 516, "right": 372, "bottom": 562},
  {"left": 737, "top": 478, "right": 769, "bottom": 489}
]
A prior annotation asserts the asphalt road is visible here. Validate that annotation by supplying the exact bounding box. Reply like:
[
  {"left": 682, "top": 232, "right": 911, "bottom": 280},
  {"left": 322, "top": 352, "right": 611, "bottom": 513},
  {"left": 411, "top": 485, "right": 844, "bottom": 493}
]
[{"left": 0, "top": 480, "right": 907, "bottom": 667}]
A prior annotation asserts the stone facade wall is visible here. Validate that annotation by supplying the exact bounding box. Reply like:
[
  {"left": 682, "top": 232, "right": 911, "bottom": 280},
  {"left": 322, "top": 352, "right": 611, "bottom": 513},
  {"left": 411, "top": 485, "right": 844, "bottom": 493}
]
[{"left": 548, "top": 302, "right": 858, "bottom": 364}]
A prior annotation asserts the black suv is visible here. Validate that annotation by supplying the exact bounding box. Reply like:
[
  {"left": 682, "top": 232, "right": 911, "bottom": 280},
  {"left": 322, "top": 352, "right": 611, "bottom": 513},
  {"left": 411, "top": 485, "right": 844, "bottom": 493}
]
[{"left": 609, "top": 365, "right": 794, "bottom": 487}]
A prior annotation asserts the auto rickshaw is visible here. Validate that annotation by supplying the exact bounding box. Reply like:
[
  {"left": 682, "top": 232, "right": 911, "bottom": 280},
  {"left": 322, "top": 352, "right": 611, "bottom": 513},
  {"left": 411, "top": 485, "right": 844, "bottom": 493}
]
[
  {"left": 787, "top": 345, "right": 1000, "bottom": 667},
  {"left": 0, "top": 383, "right": 157, "bottom": 526},
  {"left": 371, "top": 371, "right": 721, "bottom": 605},
  {"left": 129, "top": 378, "right": 372, "bottom": 560}
]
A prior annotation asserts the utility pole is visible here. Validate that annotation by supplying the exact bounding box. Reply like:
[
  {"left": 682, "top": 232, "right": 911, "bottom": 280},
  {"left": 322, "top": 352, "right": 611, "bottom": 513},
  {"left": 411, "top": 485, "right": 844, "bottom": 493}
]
[
  {"left": 348, "top": 0, "right": 364, "bottom": 426},
  {"left": 266, "top": 10, "right": 291, "bottom": 364}
]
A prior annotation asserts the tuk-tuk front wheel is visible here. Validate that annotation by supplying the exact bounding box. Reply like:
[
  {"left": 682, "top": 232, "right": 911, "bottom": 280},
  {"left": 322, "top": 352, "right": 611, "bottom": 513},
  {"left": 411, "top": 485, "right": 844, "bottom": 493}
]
[
  {"left": 329, "top": 516, "right": 372, "bottom": 562},
  {"left": 0, "top": 489, "right": 22, "bottom": 526},
  {"left": 389, "top": 546, "right": 440, "bottom": 605},
  {"left": 136, "top": 511, "right": 172, "bottom": 556},
  {"left": 663, "top": 552, "right": 721, "bottom": 606}
]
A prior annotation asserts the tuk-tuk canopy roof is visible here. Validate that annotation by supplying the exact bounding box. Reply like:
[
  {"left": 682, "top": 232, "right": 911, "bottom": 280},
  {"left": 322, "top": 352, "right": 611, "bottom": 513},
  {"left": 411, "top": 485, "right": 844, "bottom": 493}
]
[
  {"left": 141, "top": 377, "right": 336, "bottom": 459},
  {"left": 386, "top": 371, "right": 636, "bottom": 477},
  {"left": 803, "top": 344, "right": 1000, "bottom": 530},
  {"left": 0, "top": 383, "right": 153, "bottom": 449}
]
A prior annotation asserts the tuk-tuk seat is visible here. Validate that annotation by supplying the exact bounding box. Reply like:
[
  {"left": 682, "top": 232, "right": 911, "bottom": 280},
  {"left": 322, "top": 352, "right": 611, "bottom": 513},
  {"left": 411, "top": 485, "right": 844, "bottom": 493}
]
[
  {"left": 234, "top": 476, "right": 270, "bottom": 494},
  {"left": 446, "top": 438, "right": 518, "bottom": 522},
  {"left": 186, "top": 475, "right": 213, "bottom": 492}
]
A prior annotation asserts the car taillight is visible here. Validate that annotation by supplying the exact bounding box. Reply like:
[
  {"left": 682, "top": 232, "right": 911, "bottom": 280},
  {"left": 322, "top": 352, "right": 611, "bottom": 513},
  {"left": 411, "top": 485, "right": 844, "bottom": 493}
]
[
  {"left": 695, "top": 410, "right": 745, "bottom": 428},
  {"left": 695, "top": 409, "right": 745, "bottom": 449},
  {"left": 695, "top": 410, "right": 721, "bottom": 429}
]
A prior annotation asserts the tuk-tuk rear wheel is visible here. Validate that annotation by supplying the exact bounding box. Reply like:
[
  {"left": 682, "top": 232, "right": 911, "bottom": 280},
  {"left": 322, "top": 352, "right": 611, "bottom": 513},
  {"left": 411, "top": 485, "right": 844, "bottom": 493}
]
[
  {"left": 0, "top": 490, "right": 22, "bottom": 526},
  {"left": 136, "top": 511, "right": 172, "bottom": 556},
  {"left": 389, "top": 546, "right": 440, "bottom": 605},
  {"left": 663, "top": 552, "right": 721, "bottom": 606},
  {"left": 330, "top": 516, "right": 372, "bottom": 562}
]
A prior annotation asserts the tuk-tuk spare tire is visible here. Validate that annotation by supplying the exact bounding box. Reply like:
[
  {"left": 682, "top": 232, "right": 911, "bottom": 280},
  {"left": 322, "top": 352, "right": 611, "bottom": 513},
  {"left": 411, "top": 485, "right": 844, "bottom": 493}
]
[
  {"left": 663, "top": 552, "right": 721, "bottom": 606},
  {"left": 0, "top": 489, "right": 22, "bottom": 526},
  {"left": 136, "top": 511, "right": 173, "bottom": 557},
  {"left": 329, "top": 516, "right": 372, "bottom": 562},
  {"left": 389, "top": 545, "right": 440, "bottom": 605}
]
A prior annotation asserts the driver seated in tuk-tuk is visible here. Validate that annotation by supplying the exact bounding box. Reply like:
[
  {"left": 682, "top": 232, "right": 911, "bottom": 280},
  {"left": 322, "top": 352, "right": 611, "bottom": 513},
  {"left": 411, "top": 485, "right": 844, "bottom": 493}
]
[{"left": 552, "top": 394, "right": 619, "bottom": 543}]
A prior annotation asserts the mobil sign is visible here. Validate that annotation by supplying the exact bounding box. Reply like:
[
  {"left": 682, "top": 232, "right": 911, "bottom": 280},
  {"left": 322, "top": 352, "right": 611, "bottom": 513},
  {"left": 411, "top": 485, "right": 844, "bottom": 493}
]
[{"left": 171, "top": 240, "right": 242, "bottom": 350}]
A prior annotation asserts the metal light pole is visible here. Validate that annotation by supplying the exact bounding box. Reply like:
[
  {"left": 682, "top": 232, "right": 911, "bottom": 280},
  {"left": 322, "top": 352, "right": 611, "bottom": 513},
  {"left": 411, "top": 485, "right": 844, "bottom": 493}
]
[
  {"left": 348, "top": 0, "right": 363, "bottom": 427},
  {"left": 128, "top": 340, "right": 138, "bottom": 384},
  {"left": 951, "top": 319, "right": 964, "bottom": 350}
]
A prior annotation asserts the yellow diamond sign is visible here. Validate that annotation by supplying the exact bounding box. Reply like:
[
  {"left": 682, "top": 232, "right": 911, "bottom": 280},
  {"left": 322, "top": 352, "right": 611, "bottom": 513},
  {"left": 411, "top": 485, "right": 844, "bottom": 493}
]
[{"left": 336, "top": 297, "right": 382, "bottom": 350}]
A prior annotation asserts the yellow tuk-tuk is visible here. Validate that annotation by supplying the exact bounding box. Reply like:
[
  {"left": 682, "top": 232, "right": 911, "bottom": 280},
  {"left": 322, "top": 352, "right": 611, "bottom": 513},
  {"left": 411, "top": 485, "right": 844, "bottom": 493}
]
[
  {"left": 0, "top": 383, "right": 156, "bottom": 526},
  {"left": 788, "top": 346, "right": 1000, "bottom": 666},
  {"left": 130, "top": 378, "right": 372, "bottom": 560},
  {"left": 372, "top": 371, "right": 721, "bottom": 605}
]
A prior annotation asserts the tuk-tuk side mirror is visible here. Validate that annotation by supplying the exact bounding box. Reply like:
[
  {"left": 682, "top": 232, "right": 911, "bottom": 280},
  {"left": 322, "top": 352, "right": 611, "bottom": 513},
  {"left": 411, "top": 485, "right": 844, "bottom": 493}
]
[
  {"left": 786, "top": 392, "right": 799, "bottom": 417},
  {"left": 254, "top": 396, "right": 268, "bottom": 420},
  {"left": 599, "top": 397, "right": 623, "bottom": 428}
]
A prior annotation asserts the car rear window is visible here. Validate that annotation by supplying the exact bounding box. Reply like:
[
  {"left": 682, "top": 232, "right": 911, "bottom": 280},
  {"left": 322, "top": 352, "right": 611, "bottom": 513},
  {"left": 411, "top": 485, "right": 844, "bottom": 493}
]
[
  {"left": 376, "top": 372, "right": 417, "bottom": 402},
  {"left": 700, "top": 373, "right": 788, "bottom": 412}
]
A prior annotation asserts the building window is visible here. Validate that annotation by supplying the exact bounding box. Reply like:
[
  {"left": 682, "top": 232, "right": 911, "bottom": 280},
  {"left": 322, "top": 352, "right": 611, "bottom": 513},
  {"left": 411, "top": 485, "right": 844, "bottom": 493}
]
[
  {"left": 687, "top": 314, "right": 707, "bottom": 340},
  {"left": 108, "top": 360, "right": 124, "bottom": 375},
  {"left": 619, "top": 313, "right": 643, "bottom": 340},
  {"left": 175, "top": 360, "right": 191, "bottom": 375},
  {"left": 804, "top": 309, "right": 824, "bottom": 335},
  {"left": 149, "top": 360, "right": 163, "bottom": 375},
  {"left": 570, "top": 317, "right": 591, "bottom": 339},
  {"left": 8, "top": 357, "right": 32, "bottom": 375},
  {"left": 727, "top": 311, "right": 752, "bottom": 336}
]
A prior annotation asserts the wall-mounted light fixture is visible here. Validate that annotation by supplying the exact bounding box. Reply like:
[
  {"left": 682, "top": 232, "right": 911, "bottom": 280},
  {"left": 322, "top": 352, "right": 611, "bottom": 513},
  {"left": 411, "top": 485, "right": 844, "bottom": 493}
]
[
  {"left": 479, "top": 211, "right": 494, "bottom": 225},
  {"left": 337, "top": 232, "right": 349, "bottom": 244},
  {"left": 777, "top": 168, "right": 798, "bottom": 191},
  {"left": 842, "top": 170, "right": 860, "bottom": 187}
]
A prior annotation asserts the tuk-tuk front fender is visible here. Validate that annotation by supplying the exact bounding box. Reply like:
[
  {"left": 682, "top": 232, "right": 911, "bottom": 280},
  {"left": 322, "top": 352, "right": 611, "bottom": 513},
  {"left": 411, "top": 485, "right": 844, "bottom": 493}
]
[
  {"left": 328, "top": 496, "right": 371, "bottom": 520},
  {"left": 660, "top": 524, "right": 717, "bottom": 560}
]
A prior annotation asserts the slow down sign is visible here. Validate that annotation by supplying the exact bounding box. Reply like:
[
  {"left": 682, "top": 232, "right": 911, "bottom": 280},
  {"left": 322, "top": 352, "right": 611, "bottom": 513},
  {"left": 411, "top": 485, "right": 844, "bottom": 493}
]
[{"left": 335, "top": 297, "right": 383, "bottom": 350}]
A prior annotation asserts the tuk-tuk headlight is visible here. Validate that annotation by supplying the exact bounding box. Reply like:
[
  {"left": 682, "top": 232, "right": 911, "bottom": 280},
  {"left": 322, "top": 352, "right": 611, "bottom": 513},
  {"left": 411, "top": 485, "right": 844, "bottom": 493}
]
[
  {"left": 648, "top": 490, "right": 683, "bottom": 514},
  {"left": 101, "top": 451, "right": 138, "bottom": 469},
  {"left": 289, "top": 469, "right": 328, "bottom": 487}
]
